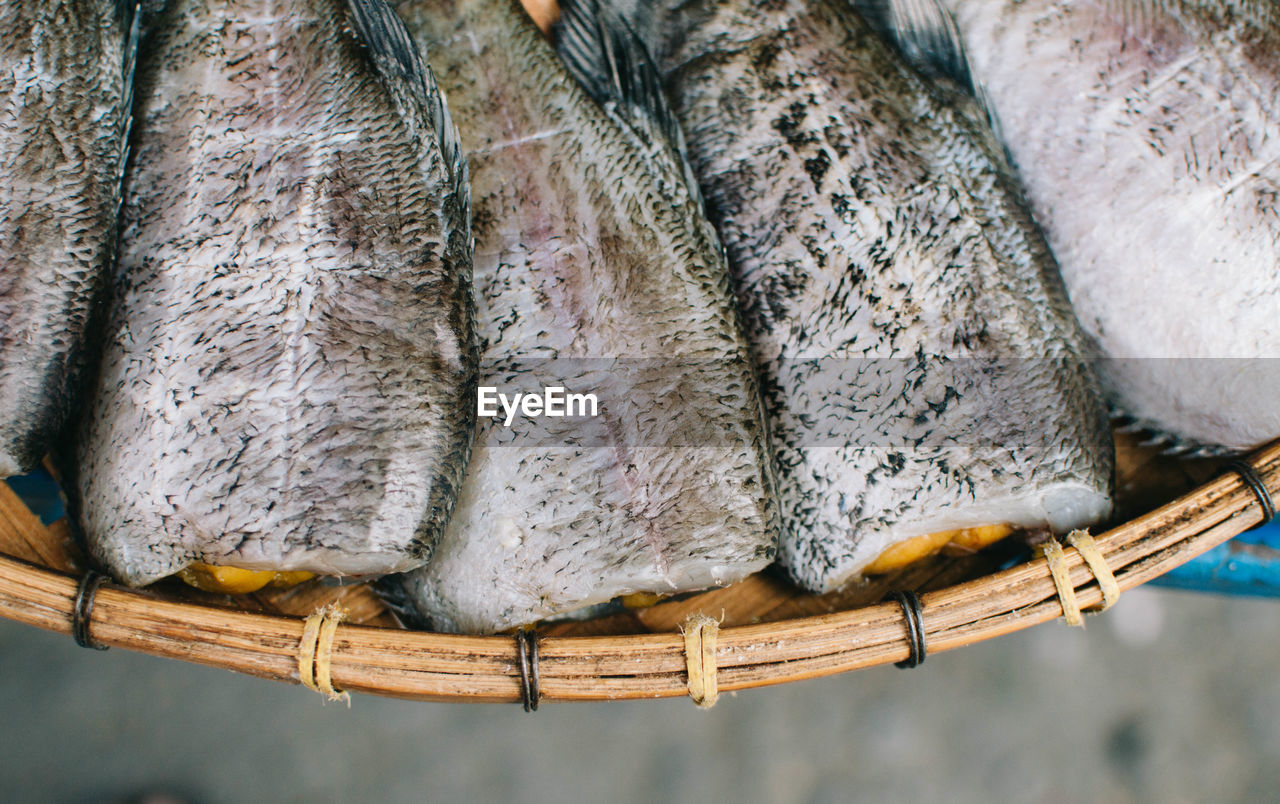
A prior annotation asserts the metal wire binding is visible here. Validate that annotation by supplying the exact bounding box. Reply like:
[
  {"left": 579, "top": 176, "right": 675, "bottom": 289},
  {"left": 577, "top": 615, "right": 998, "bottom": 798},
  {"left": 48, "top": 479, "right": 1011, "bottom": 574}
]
[
  {"left": 1222, "top": 460, "right": 1275, "bottom": 531},
  {"left": 72, "top": 571, "right": 109, "bottom": 651},
  {"left": 516, "top": 630, "right": 540, "bottom": 712},
  {"left": 888, "top": 590, "right": 926, "bottom": 669}
]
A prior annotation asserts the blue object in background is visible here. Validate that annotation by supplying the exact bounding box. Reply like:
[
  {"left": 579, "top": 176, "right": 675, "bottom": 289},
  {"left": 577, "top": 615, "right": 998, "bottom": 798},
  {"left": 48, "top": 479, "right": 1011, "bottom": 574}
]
[
  {"left": 4, "top": 466, "right": 64, "bottom": 525},
  {"left": 1152, "top": 518, "right": 1280, "bottom": 598}
]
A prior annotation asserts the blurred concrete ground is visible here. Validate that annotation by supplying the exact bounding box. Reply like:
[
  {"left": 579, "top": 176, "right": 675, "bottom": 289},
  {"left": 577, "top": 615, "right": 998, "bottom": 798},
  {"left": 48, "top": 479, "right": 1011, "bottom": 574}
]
[{"left": 2, "top": 586, "right": 1278, "bottom": 803}]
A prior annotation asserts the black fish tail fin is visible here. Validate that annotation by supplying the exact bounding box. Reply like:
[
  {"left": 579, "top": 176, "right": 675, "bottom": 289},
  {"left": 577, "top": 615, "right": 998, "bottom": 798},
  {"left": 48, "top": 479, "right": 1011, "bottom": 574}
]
[
  {"left": 116, "top": 0, "right": 141, "bottom": 114},
  {"left": 551, "top": 0, "right": 707, "bottom": 214},
  {"left": 371, "top": 574, "right": 434, "bottom": 630},
  {"left": 113, "top": 1, "right": 141, "bottom": 220},
  {"left": 344, "top": 0, "right": 470, "bottom": 240},
  {"left": 852, "top": 0, "right": 1000, "bottom": 132},
  {"left": 1111, "top": 408, "right": 1237, "bottom": 458},
  {"left": 852, "top": 0, "right": 972, "bottom": 89}
]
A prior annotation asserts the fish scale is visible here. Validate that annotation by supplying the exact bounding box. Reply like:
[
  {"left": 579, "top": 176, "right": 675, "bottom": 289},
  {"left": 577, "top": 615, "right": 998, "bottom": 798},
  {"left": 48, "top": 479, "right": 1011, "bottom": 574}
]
[
  {"left": 891, "top": 0, "right": 1280, "bottom": 454},
  {"left": 0, "top": 0, "right": 137, "bottom": 478},
  {"left": 73, "top": 0, "right": 476, "bottom": 586},
  {"left": 605, "top": 0, "right": 1114, "bottom": 592}
]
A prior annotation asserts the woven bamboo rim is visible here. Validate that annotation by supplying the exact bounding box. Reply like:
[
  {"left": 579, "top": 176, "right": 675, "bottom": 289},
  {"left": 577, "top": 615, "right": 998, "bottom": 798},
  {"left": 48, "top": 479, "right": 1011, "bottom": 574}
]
[{"left": 1, "top": 440, "right": 1276, "bottom": 704}]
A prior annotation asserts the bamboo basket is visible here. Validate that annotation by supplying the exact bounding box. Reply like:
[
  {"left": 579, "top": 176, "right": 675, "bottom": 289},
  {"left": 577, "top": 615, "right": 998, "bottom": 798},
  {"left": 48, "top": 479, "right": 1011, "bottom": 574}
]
[{"left": 1, "top": 432, "right": 1276, "bottom": 706}]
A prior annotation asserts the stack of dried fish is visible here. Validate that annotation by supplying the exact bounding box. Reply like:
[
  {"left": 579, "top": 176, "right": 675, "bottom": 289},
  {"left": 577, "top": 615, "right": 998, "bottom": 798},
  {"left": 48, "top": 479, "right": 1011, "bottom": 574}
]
[{"left": 5, "top": 0, "right": 1273, "bottom": 633}]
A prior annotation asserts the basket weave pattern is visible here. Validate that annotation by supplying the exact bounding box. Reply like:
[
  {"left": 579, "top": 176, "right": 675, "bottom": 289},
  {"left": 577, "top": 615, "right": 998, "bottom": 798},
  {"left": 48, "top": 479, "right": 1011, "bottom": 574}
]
[{"left": 1, "top": 438, "right": 1275, "bottom": 704}]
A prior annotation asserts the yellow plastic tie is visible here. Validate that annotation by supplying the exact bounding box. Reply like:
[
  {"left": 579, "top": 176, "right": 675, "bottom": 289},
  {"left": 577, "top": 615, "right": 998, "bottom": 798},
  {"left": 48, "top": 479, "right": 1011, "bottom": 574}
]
[
  {"left": 1066, "top": 529, "right": 1121, "bottom": 612},
  {"left": 298, "top": 604, "right": 350, "bottom": 704},
  {"left": 681, "top": 614, "right": 720, "bottom": 709},
  {"left": 1042, "top": 539, "right": 1083, "bottom": 627}
]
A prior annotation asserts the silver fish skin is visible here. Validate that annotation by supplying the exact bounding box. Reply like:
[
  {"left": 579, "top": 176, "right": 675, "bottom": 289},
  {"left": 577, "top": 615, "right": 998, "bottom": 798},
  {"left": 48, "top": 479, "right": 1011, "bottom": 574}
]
[
  {"left": 386, "top": 0, "right": 778, "bottom": 633},
  {"left": 0, "top": 1, "right": 137, "bottom": 478},
  {"left": 75, "top": 0, "right": 476, "bottom": 586},
  {"left": 610, "top": 0, "right": 1114, "bottom": 592},
  {"left": 865, "top": 0, "right": 1280, "bottom": 453}
]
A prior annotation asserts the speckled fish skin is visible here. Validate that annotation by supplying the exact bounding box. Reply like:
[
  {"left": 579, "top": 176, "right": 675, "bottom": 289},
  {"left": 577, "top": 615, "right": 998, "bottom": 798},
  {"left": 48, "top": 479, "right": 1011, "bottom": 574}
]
[
  {"left": 74, "top": 0, "right": 476, "bottom": 586},
  {"left": 0, "top": 1, "right": 136, "bottom": 478},
  {"left": 385, "top": 0, "right": 778, "bottom": 633},
  {"left": 611, "top": 0, "right": 1114, "bottom": 592},
  {"left": 890, "top": 0, "right": 1280, "bottom": 454}
]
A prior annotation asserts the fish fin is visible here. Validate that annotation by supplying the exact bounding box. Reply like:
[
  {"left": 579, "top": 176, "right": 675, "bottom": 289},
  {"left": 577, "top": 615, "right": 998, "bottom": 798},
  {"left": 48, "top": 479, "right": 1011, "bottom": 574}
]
[
  {"left": 853, "top": 0, "right": 974, "bottom": 87},
  {"left": 1108, "top": 409, "right": 1238, "bottom": 458},
  {"left": 852, "top": 0, "right": 1001, "bottom": 129},
  {"left": 552, "top": 0, "right": 704, "bottom": 204},
  {"left": 371, "top": 575, "right": 433, "bottom": 630},
  {"left": 113, "top": 1, "right": 141, "bottom": 217},
  {"left": 344, "top": 0, "right": 469, "bottom": 218},
  {"left": 115, "top": 0, "right": 141, "bottom": 71}
]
